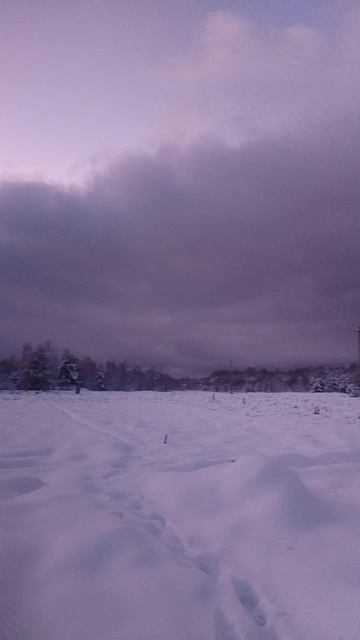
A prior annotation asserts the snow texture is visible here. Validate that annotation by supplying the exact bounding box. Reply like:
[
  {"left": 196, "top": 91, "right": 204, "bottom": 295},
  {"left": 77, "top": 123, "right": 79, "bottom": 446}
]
[{"left": 1, "top": 390, "right": 360, "bottom": 639}]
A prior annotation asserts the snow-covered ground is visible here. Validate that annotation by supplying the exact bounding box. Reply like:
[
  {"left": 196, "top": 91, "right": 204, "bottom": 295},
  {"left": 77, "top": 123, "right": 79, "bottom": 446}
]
[{"left": 1, "top": 391, "right": 360, "bottom": 639}]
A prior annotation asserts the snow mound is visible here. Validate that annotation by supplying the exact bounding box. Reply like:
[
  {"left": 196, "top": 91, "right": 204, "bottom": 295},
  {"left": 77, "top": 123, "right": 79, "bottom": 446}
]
[{"left": 244, "top": 457, "right": 336, "bottom": 530}]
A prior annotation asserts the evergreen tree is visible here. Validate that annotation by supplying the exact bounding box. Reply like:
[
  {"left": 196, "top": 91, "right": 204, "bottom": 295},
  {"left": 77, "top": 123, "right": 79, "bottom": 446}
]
[
  {"left": 96, "top": 369, "right": 106, "bottom": 390},
  {"left": 59, "top": 350, "right": 80, "bottom": 388},
  {"left": 19, "top": 342, "right": 56, "bottom": 390}
]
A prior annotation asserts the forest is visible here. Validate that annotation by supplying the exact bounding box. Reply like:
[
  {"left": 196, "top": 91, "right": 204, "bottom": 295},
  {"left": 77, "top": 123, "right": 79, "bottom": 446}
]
[{"left": 0, "top": 342, "right": 359, "bottom": 394}]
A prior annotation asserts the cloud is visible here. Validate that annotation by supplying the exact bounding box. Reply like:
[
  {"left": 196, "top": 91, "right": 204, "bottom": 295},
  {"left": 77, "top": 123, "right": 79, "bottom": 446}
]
[
  {"left": 150, "top": 8, "right": 360, "bottom": 147},
  {"left": 1, "top": 112, "right": 359, "bottom": 373},
  {"left": 0, "top": 8, "right": 359, "bottom": 373}
]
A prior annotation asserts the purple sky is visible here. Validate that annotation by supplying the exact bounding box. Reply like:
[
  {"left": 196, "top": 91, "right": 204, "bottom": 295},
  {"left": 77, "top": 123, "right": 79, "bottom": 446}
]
[{"left": 0, "top": 0, "right": 359, "bottom": 374}]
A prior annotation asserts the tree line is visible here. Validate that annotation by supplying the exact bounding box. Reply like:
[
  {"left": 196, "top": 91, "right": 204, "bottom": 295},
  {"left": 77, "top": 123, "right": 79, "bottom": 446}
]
[
  {"left": 0, "top": 343, "right": 176, "bottom": 392},
  {"left": 0, "top": 342, "right": 359, "bottom": 394}
]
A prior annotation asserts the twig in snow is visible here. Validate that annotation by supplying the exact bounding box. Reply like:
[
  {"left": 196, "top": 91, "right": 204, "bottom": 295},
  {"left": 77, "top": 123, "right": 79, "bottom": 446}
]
[{"left": 163, "top": 434, "right": 168, "bottom": 444}]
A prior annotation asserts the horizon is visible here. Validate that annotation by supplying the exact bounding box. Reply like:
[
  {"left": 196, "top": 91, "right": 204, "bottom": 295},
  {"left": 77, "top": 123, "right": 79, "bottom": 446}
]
[{"left": 1, "top": 340, "right": 358, "bottom": 380}]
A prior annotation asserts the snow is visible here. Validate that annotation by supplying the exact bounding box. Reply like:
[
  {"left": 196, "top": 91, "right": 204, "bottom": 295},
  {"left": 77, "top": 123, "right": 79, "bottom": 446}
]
[{"left": 1, "top": 391, "right": 360, "bottom": 639}]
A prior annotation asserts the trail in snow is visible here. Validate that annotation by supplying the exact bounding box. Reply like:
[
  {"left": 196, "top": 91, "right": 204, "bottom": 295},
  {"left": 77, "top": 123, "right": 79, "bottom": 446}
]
[{"left": 1, "top": 390, "right": 360, "bottom": 639}]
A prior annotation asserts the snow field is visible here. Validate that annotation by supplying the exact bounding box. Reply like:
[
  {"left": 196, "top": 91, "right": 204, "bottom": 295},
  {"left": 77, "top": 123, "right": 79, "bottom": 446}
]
[{"left": 1, "top": 391, "right": 360, "bottom": 639}]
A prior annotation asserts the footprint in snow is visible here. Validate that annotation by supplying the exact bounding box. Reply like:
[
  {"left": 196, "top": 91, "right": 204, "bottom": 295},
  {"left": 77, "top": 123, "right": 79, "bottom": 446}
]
[
  {"left": 0, "top": 475, "right": 45, "bottom": 501},
  {"left": 214, "top": 608, "right": 239, "bottom": 640},
  {"left": 215, "top": 572, "right": 281, "bottom": 640},
  {"left": 232, "top": 578, "right": 267, "bottom": 627},
  {"left": 231, "top": 577, "right": 281, "bottom": 639}
]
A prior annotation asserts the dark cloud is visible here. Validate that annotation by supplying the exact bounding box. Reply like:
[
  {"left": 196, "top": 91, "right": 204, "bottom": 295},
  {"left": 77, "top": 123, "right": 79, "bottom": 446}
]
[{"left": 0, "top": 113, "right": 359, "bottom": 374}]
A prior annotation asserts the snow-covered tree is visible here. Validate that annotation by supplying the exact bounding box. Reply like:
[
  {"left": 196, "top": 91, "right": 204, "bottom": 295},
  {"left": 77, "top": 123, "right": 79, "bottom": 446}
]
[
  {"left": 59, "top": 352, "right": 80, "bottom": 389},
  {"left": 19, "top": 342, "right": 57, "bottom": 390},
  {"left": 96, "top": 369, "right": 106, "bottom": 390}
]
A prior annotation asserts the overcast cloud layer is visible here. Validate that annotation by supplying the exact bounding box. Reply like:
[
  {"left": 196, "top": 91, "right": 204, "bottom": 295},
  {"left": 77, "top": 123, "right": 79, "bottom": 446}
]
[{"left": 1, "top": 4, "right": 359, "bottom": 374}]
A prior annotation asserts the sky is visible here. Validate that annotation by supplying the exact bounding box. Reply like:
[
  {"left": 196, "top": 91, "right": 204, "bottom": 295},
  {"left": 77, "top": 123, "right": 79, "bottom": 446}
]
[{"left": 0, "top": 0, "right": 359, "bottom": 374}]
